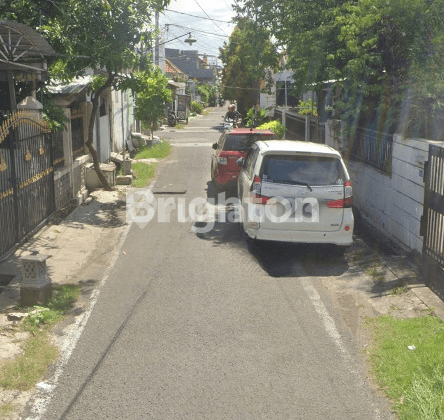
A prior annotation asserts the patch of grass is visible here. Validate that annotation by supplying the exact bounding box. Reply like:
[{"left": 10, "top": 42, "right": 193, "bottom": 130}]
[
  {"left": 366, "top": 266, "right": 385, "bottom": 284},
  {"left": 391, "top": 280, "right": 409, "bottom": 296},
  {"left": 0, "top": 332, "right": 58, "bottom": 391},
  {"left": 0, "top": 403, "right": 15, "bottom": 415},
  {"left": 175, "top": 124, "right": 185, "bottom": 129},
  {"left": 131, "top": 163, "right": 157, "bottom": 188},
  {"left": 133, "top": 141, "right": 171, "bottom": 160},
  {"left": 0, "top": 285, "right": 80, "bottom": 391},
  {"left": 24, "top": 285, "right": 80, "bottom": 329},
  {"left": 366, "top": 315, "right": 444, "bottom": 419}
]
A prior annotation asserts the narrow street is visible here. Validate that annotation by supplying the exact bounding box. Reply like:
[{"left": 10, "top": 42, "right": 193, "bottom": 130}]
[{"left": 33, "top": 108, "right": 395, "bottom": 419}]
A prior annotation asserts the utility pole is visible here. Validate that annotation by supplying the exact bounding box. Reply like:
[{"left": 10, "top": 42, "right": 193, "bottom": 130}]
[{"left": 155, "top": 11, "right": 159, "bottom": 66}]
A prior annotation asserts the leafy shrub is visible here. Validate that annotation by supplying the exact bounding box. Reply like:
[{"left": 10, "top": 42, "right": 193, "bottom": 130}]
[
  {"left": 258, "top": 120, "right": 286, "bottom": 139},
  {"left": 197, "top": 83, "right": 218, "bottom": 105},
  {"left": 298, "top": 98, "right": 318, "bottom": 116},
  {"left": 245, "top": 107, "right": 267, "bottom": 127},
  {"left": 191, "top": 100, "right": 204, "bottom": 114}
]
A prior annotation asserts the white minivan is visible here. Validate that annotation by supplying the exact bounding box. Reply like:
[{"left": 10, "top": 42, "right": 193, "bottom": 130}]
[{"left": 237, "top": 140, "right": 354, "bottom": 249}]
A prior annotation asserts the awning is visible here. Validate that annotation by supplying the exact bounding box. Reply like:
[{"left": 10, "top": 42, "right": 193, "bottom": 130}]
[
  {"left": 168, "top": 80, "right": 182, "bottom": 88},
  {"left": 0, "top": 21, "right": 56, "bottom": 73}
]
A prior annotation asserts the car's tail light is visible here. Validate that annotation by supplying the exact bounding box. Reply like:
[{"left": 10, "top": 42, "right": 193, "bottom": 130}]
[
  {"left": 251, "top": 175, "right": 270, "bottom": 204},
  {"left": 327, "top": 180, "right": 353, "bottom": 208}
]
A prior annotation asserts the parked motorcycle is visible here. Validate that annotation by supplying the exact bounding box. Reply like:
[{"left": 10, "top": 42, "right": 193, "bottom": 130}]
[
  {"left": 167, "top": 111, "right": 177, "bottom": 127},
  {"left": 218, "top": 97, "right": 225, "bottom": 107}
]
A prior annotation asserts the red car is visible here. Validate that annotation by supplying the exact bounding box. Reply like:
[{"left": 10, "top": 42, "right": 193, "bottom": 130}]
[{"left": 211, "top": 128, "right": 277, "bottom": 193}]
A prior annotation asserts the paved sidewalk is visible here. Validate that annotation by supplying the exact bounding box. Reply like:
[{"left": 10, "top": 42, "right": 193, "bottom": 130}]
[{"left": 0, "top": 189, "right": 129, "bottom": 311}]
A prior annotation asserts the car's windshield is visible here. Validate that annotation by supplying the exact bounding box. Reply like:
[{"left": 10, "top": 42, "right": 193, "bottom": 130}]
[
  {"left": 223, "top": 134, "right": 276, "bottom": 151},
  {"left": 261, "top": 155, "right": 346, "bottom": 186}
]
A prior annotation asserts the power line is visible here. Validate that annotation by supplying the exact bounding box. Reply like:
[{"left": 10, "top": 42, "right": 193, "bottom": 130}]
[
  {"left": 222, "top": 0, "right": 234, "bottom": 12},
  {"left": 164, "top": 8, "right": 233, "bottom": 24},
  {"left": 166, "top": 24, "right": 228, "bottom": 39},
  {"left": 162, "top": 24, "right": 222, "bottom": 55},
  {"left": 194, "top": 0, "right": 229, "bottom": 37}
]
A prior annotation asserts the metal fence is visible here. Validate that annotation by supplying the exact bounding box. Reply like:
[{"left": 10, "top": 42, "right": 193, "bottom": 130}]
[
  {"left": 422, "top": 144, "right": 444, "bottom": 268},
  {"left": 310, "top": 119, "right": 325, "bottom": 144},
  {"left": 0, "top": 111, "right": 55, "bottom": 259},
  {"left": 348, "top": 127, "right": 393, "bottom": 175},
  {"left": 274, "top": 109, "right": 306, "bottom": 140}
]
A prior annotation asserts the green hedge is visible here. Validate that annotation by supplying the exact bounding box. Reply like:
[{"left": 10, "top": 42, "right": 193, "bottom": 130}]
[
  {"left": 258, "top": 120, "right": 286, "bottom": 139},
  {"left": 191, "top": 100, "right": 204, "bottom": 114}
]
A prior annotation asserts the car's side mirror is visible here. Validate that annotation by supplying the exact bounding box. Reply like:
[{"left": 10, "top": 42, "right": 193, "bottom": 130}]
[
  {"left": 212, "top": 143, "right": 218, "bottom": 150},
  {"left": 236, "top": 158, "right": 244, "bottom": 167}
]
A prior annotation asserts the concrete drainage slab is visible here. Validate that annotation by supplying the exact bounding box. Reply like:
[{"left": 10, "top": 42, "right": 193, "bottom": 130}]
[{"left": 152, "top": 183, "right": 187, "bottom": 195}]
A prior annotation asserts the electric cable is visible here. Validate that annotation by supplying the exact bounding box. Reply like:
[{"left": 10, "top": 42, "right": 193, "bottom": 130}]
[
  {"left": 164, "top": 8, "right": 232, "bottom": 24},
  {"left": 194, "top": 0, "right": 229, "bottom": 36}
]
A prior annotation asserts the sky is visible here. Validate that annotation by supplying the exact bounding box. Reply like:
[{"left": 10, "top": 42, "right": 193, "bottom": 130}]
[{"left": 159, "top": 0, "right": 237, "bottom": 64}]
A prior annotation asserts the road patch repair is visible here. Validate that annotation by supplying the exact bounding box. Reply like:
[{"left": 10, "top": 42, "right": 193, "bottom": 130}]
[{"left": 0, "top": 190, "right": 443, "bottom": 419}]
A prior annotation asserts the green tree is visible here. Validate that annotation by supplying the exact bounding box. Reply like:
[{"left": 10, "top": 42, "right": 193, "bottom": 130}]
[
  {"left": 234, "top": 0, "right": 346, "bottom": 120},
  {"left": 133, "top": 68, "right": 172, "bottom": 139},
  {"left": 196, "top": 83, "right": 218, "bottom": 105},
  {"left": 1, "top": 0, "right": 170, "bottom": 189},
  {"left": 236, "top": 0, "right": 444, "bottom": 138},
  {"left": 219, "top": 17, "right": 279, "bottom": 114}
]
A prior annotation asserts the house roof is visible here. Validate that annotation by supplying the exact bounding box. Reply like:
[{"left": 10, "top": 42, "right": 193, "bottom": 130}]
[
  {"left": 165, "top": 48, "right": 216, "bottom": 82},
  {"left": 164, "top": 59, "right": 187, "bottom": 79},
  {"left": 0, "top": 21, "right": 56, "bottom": 73},
  {"left": 48, "top": 75, "right": 93, "bottom": 95}
]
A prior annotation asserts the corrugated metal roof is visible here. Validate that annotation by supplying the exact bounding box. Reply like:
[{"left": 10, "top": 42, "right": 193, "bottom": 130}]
[{"left": 48, "top": 75, "right": 93, "bottom": 95}]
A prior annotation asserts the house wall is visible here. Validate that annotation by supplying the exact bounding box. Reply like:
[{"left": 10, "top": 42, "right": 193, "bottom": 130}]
[
  {"left": 54, "top": 155, "right": 90, "bottom": 210},
  {"left": 99, "top": 115, "right": 110, "bottom": 162},
  {"left": 326, "top": 123, "right": 435, "bottom": 253},
  {"left": 111, "top": 88, "right": 136, "bottom": 154}
]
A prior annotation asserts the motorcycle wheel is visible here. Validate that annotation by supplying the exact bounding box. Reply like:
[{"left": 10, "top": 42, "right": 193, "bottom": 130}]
[{"left": 168, "top": 116, "right": 176, "bottom": 127}]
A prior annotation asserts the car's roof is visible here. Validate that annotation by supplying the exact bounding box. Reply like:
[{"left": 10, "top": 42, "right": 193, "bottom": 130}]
[
  {"left": 228, "top": 128, "right": 275, "bottom": 135},
  {"left": 255, "top": 140, "right": 341, "bottom": 157}
]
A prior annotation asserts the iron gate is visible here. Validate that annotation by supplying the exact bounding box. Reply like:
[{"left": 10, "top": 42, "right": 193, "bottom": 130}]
[
  {"left": 421, "top": 143, "right": 444, "bottom": 269},
  {"left": 0, "top": 110, "right": 55, "bottom": 258}
]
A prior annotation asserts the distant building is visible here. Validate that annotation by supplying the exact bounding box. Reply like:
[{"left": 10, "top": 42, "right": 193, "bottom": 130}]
[
  {"left": 164, "top": 59, "right": 188, "bottom": 82},
  {"left": 165, "top": 48, "right": 217, "bottom": 84}
]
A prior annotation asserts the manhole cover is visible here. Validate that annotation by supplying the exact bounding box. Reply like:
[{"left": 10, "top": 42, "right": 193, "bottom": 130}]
[{"left": 0, "top": 274, "right": 15, "bottom": 288}]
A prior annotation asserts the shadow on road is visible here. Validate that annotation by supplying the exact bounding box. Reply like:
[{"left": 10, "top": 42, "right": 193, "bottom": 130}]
[
  {"left": 194, "top": 183, "right": 350, "bottom": 278},
  {"left": 249, "top": 240, "right": 349, "bottom": 278}
]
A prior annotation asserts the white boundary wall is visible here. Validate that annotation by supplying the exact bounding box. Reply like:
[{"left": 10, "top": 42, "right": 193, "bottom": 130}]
[{"left": 326, "top": 120, "right": 444, "bottom": 253}]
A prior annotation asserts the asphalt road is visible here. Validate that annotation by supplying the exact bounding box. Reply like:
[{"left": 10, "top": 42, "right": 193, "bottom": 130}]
[{"left": 35, "top": 108, "right": 394, "bottom": 419}]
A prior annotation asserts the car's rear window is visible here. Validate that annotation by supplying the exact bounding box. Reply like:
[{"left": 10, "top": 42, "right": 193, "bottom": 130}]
[
  {"left": 261, "top": 155, "right": 346, "bottom": 186},
  {"left": 223, "top": 134, "right": 277, "bottom": 151}
]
